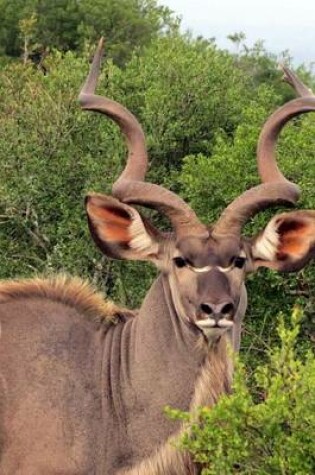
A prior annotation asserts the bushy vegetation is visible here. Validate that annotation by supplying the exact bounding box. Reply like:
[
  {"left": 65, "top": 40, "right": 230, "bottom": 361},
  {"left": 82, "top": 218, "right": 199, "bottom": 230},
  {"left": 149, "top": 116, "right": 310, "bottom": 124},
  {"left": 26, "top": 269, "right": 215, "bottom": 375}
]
[
  {"left": 1, "top": 27, "right": 314, "bottom": 350},
  {"left": 0, "top": 0, "right": 314, "bottom": 467},
  {"left": 176, "top": 82, "right": 315, "bottom": 362},
  {"left": 0, "top": 0, "right": 175, "bottom": 64},
  {"left": 167, "top": 310, "right": 315, "bottom": 474}
]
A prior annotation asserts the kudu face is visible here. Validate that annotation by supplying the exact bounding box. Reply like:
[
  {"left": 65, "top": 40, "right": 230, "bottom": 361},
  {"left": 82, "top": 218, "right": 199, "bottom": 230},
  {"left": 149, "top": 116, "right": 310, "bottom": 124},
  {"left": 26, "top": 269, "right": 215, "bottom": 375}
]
[
  {"left": 159, "top": 234, "right": 246, "bottom": 338},
  {"left": 81, "top": 39, "right": 315, "bottom": 342}
]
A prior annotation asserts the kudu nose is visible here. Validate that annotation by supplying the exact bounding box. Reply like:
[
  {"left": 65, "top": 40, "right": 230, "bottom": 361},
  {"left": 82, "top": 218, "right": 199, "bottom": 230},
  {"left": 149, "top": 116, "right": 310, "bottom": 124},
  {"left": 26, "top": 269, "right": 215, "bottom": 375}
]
[{"left": 200, "top": 301, "right": 235, "bottom": 322}]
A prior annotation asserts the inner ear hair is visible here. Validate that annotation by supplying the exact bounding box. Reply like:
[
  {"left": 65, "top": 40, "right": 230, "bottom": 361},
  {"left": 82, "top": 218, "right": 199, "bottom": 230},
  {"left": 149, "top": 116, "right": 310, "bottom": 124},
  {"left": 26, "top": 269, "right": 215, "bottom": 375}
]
[
  {"left": 276, "top": 216, "right": 314, "bottom": 260},
  {"left": 252, "top": 217, "right": 280, "bottom": 261},
  {"left": 86, "top": 193, "right": 161, "bottom": 260},
  {"left": 86, "top": 195, "right": 132, "bottom": 243},
  {"left": 253, "top": 211, "right": 315, "bottom": 262}
]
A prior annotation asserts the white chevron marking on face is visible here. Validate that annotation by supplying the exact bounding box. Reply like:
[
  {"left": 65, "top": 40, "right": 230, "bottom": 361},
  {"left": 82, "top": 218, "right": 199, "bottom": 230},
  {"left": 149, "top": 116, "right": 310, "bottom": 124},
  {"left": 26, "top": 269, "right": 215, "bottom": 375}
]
[{"left": 196, "top": 318, "right": 234, "bottom": 329}]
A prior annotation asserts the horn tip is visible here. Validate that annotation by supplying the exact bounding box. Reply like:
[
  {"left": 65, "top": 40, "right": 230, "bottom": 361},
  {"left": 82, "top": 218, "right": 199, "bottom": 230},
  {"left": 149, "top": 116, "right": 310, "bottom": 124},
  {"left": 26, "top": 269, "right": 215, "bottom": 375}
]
[
  {"left": 95, "top": 37, "right": 105, "bottom": 60},
  {"left": 279, "top": 64, "right": 292, "bottom": 84}
]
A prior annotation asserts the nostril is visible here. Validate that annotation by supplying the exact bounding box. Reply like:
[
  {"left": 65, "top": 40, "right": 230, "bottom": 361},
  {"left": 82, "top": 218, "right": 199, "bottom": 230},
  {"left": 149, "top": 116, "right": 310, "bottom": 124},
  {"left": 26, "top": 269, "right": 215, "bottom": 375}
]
[
  {"left": 200, "top": 302, "right": 235, "bottom": 318},
  {"left": 221, "top": 303, "right": 234, "bottom": 316},
  {"left": 200, "top": 303, "right": 213, "bottom": 315}
]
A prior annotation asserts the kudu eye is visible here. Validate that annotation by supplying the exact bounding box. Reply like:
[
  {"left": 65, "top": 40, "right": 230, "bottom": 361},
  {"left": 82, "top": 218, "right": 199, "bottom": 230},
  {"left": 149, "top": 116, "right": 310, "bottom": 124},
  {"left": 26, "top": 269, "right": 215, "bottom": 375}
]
[
  {"left": 234, "top": 256, "right": 246, "bottom": 269},
  {"left": 173, "top": 256, "right": 187, "bottom": 268}
]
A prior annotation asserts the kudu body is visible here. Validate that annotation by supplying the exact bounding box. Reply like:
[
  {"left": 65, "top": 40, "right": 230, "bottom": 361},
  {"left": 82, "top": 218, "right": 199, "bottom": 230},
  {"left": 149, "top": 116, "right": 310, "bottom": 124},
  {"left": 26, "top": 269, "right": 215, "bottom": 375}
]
[{"left": 1, "top": 40, "right": 315, "bottom": 474}]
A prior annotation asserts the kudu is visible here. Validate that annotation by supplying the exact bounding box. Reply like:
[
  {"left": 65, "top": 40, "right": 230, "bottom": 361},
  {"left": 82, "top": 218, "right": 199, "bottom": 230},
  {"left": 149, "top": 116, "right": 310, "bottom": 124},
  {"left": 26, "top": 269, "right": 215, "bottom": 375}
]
[{"left": 1, "top": 39, "right": 315, "bottom": 475}]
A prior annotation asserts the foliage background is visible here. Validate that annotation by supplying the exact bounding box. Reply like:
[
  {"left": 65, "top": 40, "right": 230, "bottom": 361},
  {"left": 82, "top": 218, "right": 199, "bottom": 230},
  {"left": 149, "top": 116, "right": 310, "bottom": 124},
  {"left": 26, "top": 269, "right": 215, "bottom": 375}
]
[
  {"left": 167, "top": 310, "right": 315, "bottom": 474},
  {"left": 0, "top": 1, "right": 314, "bottom": 470}
]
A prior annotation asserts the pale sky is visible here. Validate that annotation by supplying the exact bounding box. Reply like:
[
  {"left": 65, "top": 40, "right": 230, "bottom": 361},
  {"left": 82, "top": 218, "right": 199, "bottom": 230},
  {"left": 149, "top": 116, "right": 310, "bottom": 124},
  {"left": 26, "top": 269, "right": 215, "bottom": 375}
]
[{"left": 162, "top": 0, "right": 315, "bottom": 67}]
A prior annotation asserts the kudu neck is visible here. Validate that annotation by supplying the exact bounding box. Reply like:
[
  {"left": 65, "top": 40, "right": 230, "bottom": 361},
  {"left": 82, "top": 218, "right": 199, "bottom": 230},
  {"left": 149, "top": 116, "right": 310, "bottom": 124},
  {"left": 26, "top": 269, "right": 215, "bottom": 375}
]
[{"left": 133, "top": 273, "right": 206, "bottom": 366}]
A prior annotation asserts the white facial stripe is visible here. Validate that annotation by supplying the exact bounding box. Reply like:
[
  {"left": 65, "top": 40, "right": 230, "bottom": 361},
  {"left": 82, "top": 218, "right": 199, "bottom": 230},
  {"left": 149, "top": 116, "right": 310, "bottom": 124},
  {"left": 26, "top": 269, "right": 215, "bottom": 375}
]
[
  {"left": 218, "top": 318, "right": 234, "bottom": 328},
  {"left": 217, "top": 265, "right": 234, "bottom": 273},
  {"left": 175, "top": 250, "right": 246, "bottom": 273},
  {"left": 188, "top": 264, "right": 212, "bottom": 273},
  {"left": 187, "top": 262, "right": 242, "bottom": 274},
  {"left": 196, "top": 318, "right": 234, "bottom": 328}
]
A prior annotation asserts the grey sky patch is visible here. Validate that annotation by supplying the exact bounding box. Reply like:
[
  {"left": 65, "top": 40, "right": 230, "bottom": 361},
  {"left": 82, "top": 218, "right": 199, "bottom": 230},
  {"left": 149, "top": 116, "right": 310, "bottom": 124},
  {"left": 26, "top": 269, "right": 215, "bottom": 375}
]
[{"left": 162, "top": 0, "right": 315, "bottom": 66}]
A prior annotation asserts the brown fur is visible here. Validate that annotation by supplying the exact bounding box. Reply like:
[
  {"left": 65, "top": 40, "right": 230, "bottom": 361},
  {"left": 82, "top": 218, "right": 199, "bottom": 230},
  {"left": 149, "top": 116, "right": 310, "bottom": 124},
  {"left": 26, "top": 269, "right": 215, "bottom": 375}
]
[
  {"left": 0, "top": 274, "right": 134, "bottom": 325},
  {"left": 120, "top": 336, "right": 232, "bottom": 475}
]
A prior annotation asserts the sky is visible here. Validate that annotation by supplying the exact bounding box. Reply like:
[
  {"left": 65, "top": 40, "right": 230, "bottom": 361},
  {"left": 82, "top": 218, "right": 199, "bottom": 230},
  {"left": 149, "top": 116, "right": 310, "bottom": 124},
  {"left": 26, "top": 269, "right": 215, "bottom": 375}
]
[{"left": 161, "top": 0, "right": 315, "bottom": 67}]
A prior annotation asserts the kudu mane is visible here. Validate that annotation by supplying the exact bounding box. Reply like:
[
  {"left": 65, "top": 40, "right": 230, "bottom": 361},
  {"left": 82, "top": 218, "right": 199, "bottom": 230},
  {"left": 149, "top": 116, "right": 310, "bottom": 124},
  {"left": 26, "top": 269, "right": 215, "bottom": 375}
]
[
  {"left": 119, "top": 334, "right": 232, "bottom": 475},
  {"left": 0, "top": 275, "right": 133, "bottom": 325}
]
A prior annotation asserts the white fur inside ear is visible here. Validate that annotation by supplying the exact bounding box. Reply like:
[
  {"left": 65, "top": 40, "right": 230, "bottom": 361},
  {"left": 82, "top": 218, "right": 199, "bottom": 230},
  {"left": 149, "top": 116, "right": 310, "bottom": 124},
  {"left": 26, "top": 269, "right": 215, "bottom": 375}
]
[
  {"left": 129, "top": 215, "right": 158, "bottom": 255},
  {"left": 253, "top": 218, "right": 280, "bottom": 261}
]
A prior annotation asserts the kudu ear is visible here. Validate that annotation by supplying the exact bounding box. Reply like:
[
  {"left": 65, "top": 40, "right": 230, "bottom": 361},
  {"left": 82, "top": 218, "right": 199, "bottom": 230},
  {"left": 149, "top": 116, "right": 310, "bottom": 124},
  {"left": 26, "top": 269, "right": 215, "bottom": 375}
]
[
  {"left": 251, "top": 210, "right": 315, "bottom": 272},
  {"left": 86, "top": 194, "right": 161, "bottom": 261}
]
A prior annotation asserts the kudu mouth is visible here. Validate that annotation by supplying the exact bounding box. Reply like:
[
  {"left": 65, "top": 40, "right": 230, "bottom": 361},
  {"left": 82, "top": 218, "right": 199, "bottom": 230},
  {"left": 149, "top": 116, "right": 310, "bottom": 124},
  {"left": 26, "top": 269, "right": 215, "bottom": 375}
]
[
  {"left": 195, "top": 317, "right": 234, "bottom": 340},
  {"left": 196, "top": 317, "right": 234, "bottom": 329}
]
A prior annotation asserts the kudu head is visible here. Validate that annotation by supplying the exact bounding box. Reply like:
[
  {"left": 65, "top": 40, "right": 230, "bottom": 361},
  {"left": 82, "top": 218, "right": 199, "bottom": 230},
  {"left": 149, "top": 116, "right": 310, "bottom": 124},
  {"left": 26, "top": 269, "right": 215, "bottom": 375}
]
[{"left": 79, "top": 39, "right": 315, "bottom": 341}]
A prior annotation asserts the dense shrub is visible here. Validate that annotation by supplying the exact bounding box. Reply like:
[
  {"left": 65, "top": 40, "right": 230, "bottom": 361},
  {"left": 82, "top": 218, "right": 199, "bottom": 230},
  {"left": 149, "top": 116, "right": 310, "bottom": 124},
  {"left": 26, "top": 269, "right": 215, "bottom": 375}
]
[
  {"left": 176, "top": 84, "right": 315, "bottom": 361},
  {"left": 167, "top": 310, "right": 315, "bottom": 474},
  {"left": 0, "top": 0, "right": 175, "bottom": 65},
  {"left": 0, "top": 34, "right": 250, "bottom": 301},
  {"left": 0, "top": 4, "right": 314, "bottom": 470},
  {"left": 0, "top": 32, "right": 314, "bottom": 352}
]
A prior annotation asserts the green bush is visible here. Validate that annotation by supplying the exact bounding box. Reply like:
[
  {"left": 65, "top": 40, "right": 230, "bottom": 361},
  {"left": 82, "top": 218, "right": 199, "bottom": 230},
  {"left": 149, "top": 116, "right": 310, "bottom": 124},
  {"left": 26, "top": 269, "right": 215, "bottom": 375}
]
[
  {"left": 0, "top": 34, "right": 251, "bottom": 300},
  {"left": 176, "top": 84, "right": 315, "bottom": 361},
  {"left": 0, "top": 32, "right": 314, "bottom": 350},
  {"left": 0, "top": 7, "right": 314, "bottom": 471},
  {"left": 0, "top": 0, "right": 175, "bottom": 65},
  {"left": 167, "top": 310, "right": 315, "bottom": 474}
]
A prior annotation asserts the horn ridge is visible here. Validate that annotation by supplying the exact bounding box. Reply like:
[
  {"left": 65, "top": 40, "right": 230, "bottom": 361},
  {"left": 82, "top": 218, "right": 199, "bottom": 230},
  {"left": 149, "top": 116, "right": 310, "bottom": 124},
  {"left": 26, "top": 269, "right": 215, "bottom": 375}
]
[
  {"left": 79, "top": 39, "right": 207, "bottom": 237},
  {"left": 213, "top": 68, "right": 315, "bottom": 237}
]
